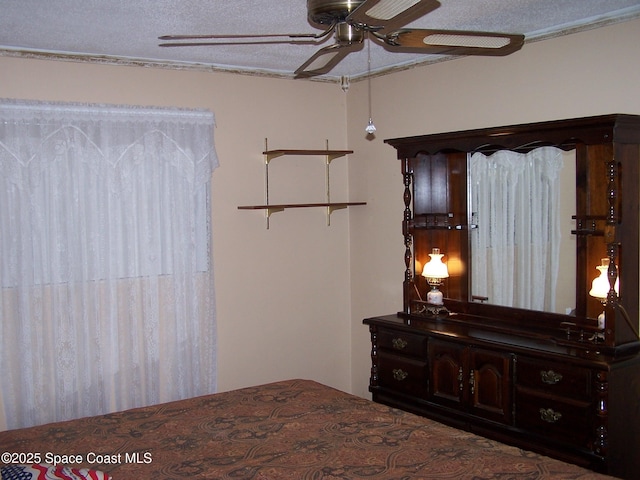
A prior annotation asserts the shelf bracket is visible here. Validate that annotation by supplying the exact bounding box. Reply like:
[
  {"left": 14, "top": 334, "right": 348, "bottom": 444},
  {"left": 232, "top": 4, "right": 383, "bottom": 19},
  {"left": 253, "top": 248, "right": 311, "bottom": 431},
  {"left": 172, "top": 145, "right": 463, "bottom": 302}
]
[
  {"left": 265, "top": 138, "right": 271, "bottom": 229},
  {"left": 265, "top": 206, "right": 285, "bottom": 229},
  {"left": 327, "top": 204, "right": 348, "bottom": 226}
]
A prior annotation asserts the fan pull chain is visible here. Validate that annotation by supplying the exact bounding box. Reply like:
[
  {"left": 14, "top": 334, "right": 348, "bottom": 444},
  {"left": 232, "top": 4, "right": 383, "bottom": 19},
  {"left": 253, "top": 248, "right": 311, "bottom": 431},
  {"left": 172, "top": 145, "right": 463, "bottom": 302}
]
[{"left": 365, "top": 32, "right": 377, "bottom": 135}]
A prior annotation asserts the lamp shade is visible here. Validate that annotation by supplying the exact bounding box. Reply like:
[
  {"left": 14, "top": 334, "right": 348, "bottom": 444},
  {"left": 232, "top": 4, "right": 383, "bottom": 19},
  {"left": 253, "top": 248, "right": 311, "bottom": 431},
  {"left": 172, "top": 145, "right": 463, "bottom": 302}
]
[
  {"left": 589, "top": 258, "right": 619, "bottom": 300},
  {"left": 422, "top": 248, "right": 449, "bottom": 279}
]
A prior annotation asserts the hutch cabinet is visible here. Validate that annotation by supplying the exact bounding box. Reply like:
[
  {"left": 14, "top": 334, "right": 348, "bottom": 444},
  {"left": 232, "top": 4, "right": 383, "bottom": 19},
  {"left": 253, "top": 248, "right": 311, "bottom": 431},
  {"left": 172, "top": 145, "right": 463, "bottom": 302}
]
[{"left": 364, "top": 114, "right": 640, "bottom": 479}]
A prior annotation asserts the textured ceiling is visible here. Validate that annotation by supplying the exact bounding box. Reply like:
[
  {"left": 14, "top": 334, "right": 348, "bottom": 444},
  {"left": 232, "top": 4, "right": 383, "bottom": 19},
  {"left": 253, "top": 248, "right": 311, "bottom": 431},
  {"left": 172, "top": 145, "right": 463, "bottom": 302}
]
[{"left": 1, "top": 0, "right": 639, "bottom": 82}]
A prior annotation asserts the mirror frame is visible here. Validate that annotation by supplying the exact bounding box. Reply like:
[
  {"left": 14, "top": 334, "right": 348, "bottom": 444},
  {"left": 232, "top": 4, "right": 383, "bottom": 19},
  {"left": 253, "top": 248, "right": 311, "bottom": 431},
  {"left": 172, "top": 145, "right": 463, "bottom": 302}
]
[{"left": 386, "top": 114, "right": 640, "bottom": 353}]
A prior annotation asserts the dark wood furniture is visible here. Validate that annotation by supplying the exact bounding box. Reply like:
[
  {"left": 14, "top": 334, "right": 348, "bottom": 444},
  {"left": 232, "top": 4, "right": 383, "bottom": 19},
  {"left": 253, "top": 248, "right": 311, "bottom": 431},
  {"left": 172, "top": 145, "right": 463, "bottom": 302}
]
[{"left": 364, "top": 114, "right": 640, "bottom": 479}]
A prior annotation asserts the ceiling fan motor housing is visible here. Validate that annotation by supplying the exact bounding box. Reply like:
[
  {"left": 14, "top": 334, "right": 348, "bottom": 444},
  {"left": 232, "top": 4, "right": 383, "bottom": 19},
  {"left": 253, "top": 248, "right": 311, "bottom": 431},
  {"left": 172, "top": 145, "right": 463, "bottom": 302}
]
[
  {"left": 307, "top": 0, "right": 366, "bottom": 27},
  {"left": 336, "top": 22, "right": 365, "bottom": 44}
]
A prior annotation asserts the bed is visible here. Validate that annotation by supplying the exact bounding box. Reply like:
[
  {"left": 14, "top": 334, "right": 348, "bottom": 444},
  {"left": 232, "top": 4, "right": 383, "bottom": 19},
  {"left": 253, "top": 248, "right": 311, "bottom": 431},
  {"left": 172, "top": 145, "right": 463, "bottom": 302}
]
[{"left": 1, "top": 379, "right": 614, "bottom": 479}]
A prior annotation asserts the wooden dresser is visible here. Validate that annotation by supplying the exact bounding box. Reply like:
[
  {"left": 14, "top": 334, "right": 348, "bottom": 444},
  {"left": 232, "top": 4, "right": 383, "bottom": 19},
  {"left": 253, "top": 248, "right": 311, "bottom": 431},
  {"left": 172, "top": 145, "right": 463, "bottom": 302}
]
[{"left": 364, "top": 115, "right": 640, "bottom": 479}]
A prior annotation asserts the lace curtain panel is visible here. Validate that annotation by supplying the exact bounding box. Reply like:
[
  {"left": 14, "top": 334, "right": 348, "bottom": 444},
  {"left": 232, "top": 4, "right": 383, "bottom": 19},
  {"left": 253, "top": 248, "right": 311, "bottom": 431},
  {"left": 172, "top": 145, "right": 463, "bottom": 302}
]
[
  {"left": 0, "top": 99, "right": 218, "bottom": 430},
  {"left": 470, "top": 147, "right": 563, "bottom": 312}
]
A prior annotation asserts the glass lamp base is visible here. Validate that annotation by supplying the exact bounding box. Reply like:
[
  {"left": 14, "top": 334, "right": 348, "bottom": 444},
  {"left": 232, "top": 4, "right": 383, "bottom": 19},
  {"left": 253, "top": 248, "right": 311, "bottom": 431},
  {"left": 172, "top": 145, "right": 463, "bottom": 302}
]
[{"left": 427, "top": 288, "right": 444, "bottom": 306}]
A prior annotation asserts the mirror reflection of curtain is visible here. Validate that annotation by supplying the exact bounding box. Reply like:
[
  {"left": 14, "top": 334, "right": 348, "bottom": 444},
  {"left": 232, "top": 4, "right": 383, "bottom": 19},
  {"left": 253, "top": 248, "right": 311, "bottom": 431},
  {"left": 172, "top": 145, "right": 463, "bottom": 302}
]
[
  {"left": 470, "top": 147, "right": 564, "bottom": 311},
  {"left": 0, "top": 99, "right": 218, "bottom": 430}
]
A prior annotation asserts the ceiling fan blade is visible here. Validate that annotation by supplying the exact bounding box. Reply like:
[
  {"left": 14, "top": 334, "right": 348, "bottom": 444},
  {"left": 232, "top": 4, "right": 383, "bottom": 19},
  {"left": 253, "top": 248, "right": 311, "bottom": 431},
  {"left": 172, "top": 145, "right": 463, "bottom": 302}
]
[
  {"left": 294, "top": 42, "right": 363, "bottom": 78},
  {"left": 160, "top": 34, "right": 315, "bottom": 41},
  {"left": 347, "top": 0, "right": 441, "bottom": 31},
  {"left": 159, "top": 39, "right": 322, "bottom": 47},
  {"left": 382, "top": 29, "right": 524, "bottom": 56},
  {"left": 159, "top": 24, "right": 336, "bottom": 46}
]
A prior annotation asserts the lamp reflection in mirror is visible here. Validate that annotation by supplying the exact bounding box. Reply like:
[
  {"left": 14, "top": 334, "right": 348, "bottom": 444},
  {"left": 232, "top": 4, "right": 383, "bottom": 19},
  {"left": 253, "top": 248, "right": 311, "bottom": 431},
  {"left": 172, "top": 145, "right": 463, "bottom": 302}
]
[
  {"left": 422, "top": 248, "right": 449, "bottom": 306},
  {"left": 589, "top": 258, "right": 619, "bottom": 331}
]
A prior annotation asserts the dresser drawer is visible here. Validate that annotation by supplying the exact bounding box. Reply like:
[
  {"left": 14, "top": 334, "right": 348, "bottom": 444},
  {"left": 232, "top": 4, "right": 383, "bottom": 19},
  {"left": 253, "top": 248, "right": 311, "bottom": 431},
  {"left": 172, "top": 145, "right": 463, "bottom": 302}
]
[
  {"left": 516, "top": 357, "right": 592, "bottom": 399},
  {"left": 378, "top": 351, "right": 428, "bottom": 397},
  {"left": 377, "top": 328, "right": 427, "bottom": 357},
  {"left": 515, "top": 390, "right": 592, "bottom": 447}
]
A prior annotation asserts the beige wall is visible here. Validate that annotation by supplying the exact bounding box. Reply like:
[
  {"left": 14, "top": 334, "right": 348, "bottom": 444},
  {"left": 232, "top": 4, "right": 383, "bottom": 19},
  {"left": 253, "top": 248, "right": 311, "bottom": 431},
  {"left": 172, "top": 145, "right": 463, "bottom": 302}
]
[{"left": 1, "top": 17, "right": 639, "bottom": 401}]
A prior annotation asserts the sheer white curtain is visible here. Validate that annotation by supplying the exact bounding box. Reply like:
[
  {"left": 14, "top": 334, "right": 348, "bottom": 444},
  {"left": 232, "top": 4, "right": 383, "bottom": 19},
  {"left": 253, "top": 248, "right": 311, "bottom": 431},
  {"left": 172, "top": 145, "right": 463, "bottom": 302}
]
[
  {"left": 0, "top": 99, "right": 218, "bottom": 430},
  {"left": 470, "top": 147, "right": 563, "bottom": 311}
]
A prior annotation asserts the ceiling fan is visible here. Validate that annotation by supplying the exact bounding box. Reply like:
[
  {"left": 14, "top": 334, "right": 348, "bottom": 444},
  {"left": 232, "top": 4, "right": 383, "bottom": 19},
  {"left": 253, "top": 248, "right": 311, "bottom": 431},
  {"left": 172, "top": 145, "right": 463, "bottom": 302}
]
[{"left": 159, "top": 0, "right": 525, "bottom": 78}]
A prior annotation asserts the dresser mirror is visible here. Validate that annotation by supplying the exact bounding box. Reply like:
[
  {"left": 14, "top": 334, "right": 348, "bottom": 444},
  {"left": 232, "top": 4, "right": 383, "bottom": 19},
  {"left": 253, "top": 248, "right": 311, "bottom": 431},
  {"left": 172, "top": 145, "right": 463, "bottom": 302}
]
[
  {"left": 407, "top": 146, "right": 586, "bottom": 320},
  {"left": 468, "top": 147, "right": 576, "bottom": 315},
  {"left": 386, "top": 114, "right": 640, "bottom": 349}
]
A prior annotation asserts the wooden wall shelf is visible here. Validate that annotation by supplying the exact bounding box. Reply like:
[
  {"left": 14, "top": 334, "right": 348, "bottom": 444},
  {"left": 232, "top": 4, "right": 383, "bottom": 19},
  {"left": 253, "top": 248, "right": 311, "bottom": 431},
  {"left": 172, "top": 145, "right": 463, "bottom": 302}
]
[
  {"left": 238, "top": 201, "right": 367, "bottom": 210},
  {"left": 238, "top": 140, "right": 366, "bottom": 228},
  {"left": 263, "top": 149, "right": 353, "bottom": 162}
]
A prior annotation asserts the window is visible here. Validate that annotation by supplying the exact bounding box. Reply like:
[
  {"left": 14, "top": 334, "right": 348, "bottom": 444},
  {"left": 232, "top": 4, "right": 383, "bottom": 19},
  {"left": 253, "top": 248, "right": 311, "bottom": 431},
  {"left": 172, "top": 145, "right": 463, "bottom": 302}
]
[{"left": 0, "top": 100, "right": 218, "bottom": 429}]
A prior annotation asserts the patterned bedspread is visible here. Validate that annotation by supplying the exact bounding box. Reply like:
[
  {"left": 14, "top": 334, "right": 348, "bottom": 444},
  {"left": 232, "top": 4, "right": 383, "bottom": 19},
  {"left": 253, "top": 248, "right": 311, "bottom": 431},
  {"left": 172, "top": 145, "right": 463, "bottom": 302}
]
[{"left": 0, "top": 379, "right": 613, "bottom": 479}]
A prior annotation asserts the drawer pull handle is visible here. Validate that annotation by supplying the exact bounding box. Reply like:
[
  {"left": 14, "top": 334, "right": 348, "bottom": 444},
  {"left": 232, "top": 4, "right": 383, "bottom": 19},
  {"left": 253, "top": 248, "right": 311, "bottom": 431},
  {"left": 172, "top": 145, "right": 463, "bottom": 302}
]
[
  {"left": 540, "top": 408, "right": 562, "bottom": 423},
  {"left": 540, "top": 370, "right": 563, "bottom": 385},
  {"left": 392, "top": 338, "right": 408, "bottom": 350},
  {"left": 392, "top": 368, "right": 408, "bottom": 381}
]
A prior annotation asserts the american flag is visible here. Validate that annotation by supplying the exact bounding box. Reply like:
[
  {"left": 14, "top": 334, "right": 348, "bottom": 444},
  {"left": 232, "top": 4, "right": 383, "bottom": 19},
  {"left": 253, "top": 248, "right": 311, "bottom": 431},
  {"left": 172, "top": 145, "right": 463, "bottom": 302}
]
[{"left": 1, "top": 464, "right": 111, "bottom": 480}]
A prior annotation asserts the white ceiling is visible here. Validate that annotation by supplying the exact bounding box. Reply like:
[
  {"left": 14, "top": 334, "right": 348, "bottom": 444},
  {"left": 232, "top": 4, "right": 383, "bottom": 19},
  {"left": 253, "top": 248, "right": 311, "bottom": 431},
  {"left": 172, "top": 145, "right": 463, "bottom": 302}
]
[{"left": 2, "top": 0, "right": 640, "bottom": 82}]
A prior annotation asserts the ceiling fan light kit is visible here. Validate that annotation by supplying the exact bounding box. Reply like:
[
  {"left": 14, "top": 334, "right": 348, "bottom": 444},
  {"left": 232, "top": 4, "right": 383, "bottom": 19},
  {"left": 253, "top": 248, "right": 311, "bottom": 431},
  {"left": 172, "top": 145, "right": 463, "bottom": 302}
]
[{"left": 159, "top": 0, "right": 525, "bottom": 79}]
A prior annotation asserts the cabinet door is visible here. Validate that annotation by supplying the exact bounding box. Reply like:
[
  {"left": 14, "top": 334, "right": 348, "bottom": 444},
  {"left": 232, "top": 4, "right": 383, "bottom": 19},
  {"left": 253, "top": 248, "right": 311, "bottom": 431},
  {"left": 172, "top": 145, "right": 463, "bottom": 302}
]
[
  {"left": 428, "top": 339, "right": 466, "bottom": 409},
  {"left": 428, "top": 339, "right": 513, "bottom": 425},
  {"left": 468, "top": 348, "right": 512, "bottom": 424}
]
